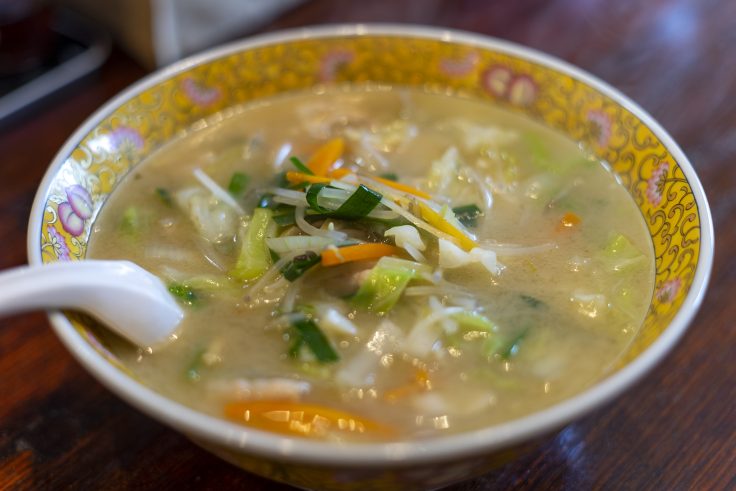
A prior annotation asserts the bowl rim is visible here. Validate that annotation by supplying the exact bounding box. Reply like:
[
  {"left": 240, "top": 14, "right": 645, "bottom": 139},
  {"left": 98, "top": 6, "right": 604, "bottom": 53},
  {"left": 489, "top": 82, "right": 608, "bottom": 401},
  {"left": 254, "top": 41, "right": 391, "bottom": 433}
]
[{"left": 27, "top": 23, "right": 714, "bottom": 466}]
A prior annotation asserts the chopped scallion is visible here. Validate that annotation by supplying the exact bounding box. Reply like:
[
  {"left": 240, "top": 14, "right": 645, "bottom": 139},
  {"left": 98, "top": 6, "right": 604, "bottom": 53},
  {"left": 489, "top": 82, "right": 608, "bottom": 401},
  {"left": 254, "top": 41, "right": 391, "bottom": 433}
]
[
  {"left": 186, "top": 347, "right": 206, "bottom": 381},
  {"left": 168, "top": 283, "right": 198, "bottom": 306},
  {"left": 288, "top": 334, "right": 304, "bottom": 358},
  {"left": 333, "top": 184, "right": 382, "bottom": 219},
  {"left": 228, "top": 172, "right": 250, "bottom": 197},
  {"left": 306, "top": 183, "right": 331, "bottom": 213},
  {"left": 452, "top": 204, "right": 483, "bottom": 228},
  {"left": 290, "top": 156, "right": 314, "bottom": 175},
  {"left": 379, "top": 172, "right": 398, "bottom": 181},
  {"left": 520, "top": 295, "right": 544, "bottom": 308},
  {"left": 485, "top": 327, "right": 530, "bottom": 359},
  {"left": 273, "top": 209, "right": 296, "bottom": 226},
  {"left": 281, "top": 251, "right": 321, "bottom": 281},
  {"left": 155, "top": 187, "right": 173, "bottom": 206},
  {"left": 121, "top": 206, "right": 141, "bottom": 235},
  {"left": 291, "top": 317, "right": 339, "bottom": 363}
]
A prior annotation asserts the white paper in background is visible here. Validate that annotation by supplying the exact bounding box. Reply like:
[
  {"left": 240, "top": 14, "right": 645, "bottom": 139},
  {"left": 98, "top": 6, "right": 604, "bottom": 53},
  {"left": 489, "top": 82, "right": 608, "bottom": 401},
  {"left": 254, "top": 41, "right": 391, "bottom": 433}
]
[{"left": 151, "top": 0, "right": 305, "bottom": 66}]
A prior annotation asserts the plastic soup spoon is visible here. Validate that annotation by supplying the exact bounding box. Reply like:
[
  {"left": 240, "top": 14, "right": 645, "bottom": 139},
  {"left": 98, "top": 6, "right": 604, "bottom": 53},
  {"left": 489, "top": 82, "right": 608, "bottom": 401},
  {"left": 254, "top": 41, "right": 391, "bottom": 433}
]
[{"left": 0, "top": 260, "right": 183, "bottom": 347}]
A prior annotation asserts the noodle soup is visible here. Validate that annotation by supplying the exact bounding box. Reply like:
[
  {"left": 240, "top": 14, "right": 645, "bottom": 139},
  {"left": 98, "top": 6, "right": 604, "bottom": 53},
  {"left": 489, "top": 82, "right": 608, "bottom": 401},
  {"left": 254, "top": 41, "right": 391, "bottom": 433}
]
[{"left": 88, "top": 87, "right": 654, "bottom": 441}]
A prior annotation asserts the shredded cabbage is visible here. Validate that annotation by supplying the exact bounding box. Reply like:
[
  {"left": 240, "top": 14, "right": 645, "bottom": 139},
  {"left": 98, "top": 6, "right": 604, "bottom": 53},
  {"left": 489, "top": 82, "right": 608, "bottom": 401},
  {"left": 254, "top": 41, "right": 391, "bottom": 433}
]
[{"left": 175, "top": 187, "right": 239, "bottom": 244}]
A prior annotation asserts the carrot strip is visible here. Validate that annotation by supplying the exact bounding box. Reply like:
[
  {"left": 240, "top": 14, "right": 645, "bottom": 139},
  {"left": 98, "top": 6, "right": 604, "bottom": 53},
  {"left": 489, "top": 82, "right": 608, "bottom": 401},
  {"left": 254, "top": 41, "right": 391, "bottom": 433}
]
[
  {"left": 328, "top": 168, "right": 352, "bottom": 179},
  {"left": 368, "top": 175, "right": 432, "bottom": 200},
  {"left": 384, "top": 369, "right": 431, "bottom": 402},
  {"left": 416, "top": 202, "right": 477, "bottom": 251},
  {"left": 321, "top": 243, "right": 403, "bottom": 266},
  {"left": 224, "top": 400, "right": 392, "bottom": 439},
  {"left": 557, "top": 211, "right": 582, "bottom": 231},
  {"left": 307, "top": 138, "right": 345, "bottom": 176},
  {"left": 285, "top": 171, "right": 333, "bottom": 185}
]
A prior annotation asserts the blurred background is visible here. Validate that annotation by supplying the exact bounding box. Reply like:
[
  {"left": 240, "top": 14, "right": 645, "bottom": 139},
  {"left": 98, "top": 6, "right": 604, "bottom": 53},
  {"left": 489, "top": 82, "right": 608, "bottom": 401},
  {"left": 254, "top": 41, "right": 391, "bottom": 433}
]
[
  {"left": 0, "top": 0, "right": 305, "bottom": 124},
  {"left": 1, "top": 1, "right": 733, "bottom": 490}
]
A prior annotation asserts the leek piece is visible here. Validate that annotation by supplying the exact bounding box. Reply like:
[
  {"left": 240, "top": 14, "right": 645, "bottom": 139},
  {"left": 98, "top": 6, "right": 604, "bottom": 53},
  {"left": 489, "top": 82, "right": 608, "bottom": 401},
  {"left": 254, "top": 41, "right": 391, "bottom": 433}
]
[
  {"left": 168, "top": 283, "right": 198, "bottom": 306},
  {"left": 121, "top": 207, "right": 142, "bottom": 236},
  {"left": 520, "top": 294, "right": 544, "bottom": 308},
  {"left": 281, "top": 252, "right": 321, "bottom": 281},
  {"left": 484, "top": 327, "right": 530, "bottom": 359},
  {"left": 451, "top": 311, "right": 496, "bottom": 332},
  {"left": 290, "top": 156, "right": 313, "bottom": 175},
  {"left": 231, "top": 208, "right": 275, "bottom": 281},
  {"left": 333, "top": 185, "right": 382, "bottom": 219},
  {"left": 306, "top": 183, "right": 331, "bottom": 213},
  {"left": 155, "top": 187, "right": 173, "bottom": 207},
  {"left": 228, "top": 172, "right": 250, "bottom": 197},
  {"left": 186, "top": 347, "right": 206, "bottom": 381},
  {"left": 290, "top": 317, "right": 339, "bottom": 363},
  {"left": 272, "top": 208, "right": 295, "bottom": 226},
  {"left": 452, "top": 204, "right": 483, "bottom": 228}
]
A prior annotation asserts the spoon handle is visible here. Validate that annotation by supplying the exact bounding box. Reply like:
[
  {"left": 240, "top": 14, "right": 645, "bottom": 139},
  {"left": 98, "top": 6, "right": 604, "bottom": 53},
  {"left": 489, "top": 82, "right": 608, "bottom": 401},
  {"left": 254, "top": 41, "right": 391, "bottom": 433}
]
[{"left": 0, "top": 260, "right": 183, "bottom": 347}]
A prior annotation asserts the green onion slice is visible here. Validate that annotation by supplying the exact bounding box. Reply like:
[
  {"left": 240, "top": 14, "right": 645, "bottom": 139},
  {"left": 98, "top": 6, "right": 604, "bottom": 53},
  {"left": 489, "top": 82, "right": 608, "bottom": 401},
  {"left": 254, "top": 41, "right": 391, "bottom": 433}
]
[
  {"left": 290, "top": 156, "right": 313, "bottom": 175},
  {"left": 228, "top": 172, "right": 250, "bottom": 196},
  {"left": 281, "top": 251, "right": 321, "bottom": 281},
  {"left": 168, "top": 283, "right": 198, "bottom": 306},
  {"left": 306, "top": 183, "right": 331, "bottom": 213},
  {"left": 273, "top": 209, "right": 295, "bottom": 226},
  {"left": 333, "top": 184, "right": 382, "bottom": 219},
  {"left": 291, "top": 317, "right": 339, "bottom": 363},
  {"left": 452, "top": 204, "right": 483, "bottom": 228},
  {"left": 155, "top": 187, "right": 173, "bottom": 206}
]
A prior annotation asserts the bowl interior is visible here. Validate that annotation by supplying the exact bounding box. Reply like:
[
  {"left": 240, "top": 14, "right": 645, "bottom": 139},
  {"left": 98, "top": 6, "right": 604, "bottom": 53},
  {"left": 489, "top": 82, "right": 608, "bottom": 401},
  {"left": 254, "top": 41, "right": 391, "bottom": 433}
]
[{"left": 29, "top": 27, "right": 709, "bottom": 454}]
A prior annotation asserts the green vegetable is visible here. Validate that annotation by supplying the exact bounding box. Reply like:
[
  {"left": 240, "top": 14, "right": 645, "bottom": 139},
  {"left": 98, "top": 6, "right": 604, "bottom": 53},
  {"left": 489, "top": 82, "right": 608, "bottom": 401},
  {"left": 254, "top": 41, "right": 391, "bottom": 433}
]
[
  {"left": 484, "top": 327, "right": 530, "bottom": 359},
  {"left": 281, "top": 252, "right": 321, "bottom": 281},
  {"left": 452, "top": 204, "right": 483, "bottom": 228},
  {"left": 379, "top": 172, "right": 398, "bottom": 181},
  {"left": 257, "top": 194, "right": 275, "bottom": 208},
  {"left": 602, "top": 234, "right": 646, "bottom": 272},
  {"left": 186, "top": 347, "right": 206, "bottom": 381},
  {"left": 231, "top": 208, "right": 275, "bottom": 281},
  {"left": 611, "top": 285, "right": 639, "bottom": 319},
  {"left": 228, "top": 172, "right": 250, "bottom": 197},
  {"left": 168, "top": 283, "right": 198, "bottom": 306},
  {"left": 306, "top": 183, "right": 331, "bottom": 213},
  {"left": 524, "top": 133, "right": 552, "bottom": 171},
  {"left": 332, "top": 184, "right": 382, "bottom": 219},
  {"left": 520, "top": 295, "right": 544, "bottom": 308},
  {"left": 174, "top": 275, "right": 240, "bottom": 296},
  {"left": 121, "top": 207, "right": 141, "bottom": 235},
  {"left": 290, "top": 156, "right": 313, "bottom": 175},
  {"left": 266, "top": 235, "right": 335, "bottom": 255},
  {"left": 155, "top": 187, "right": 173, "bottom": 206},
  {"left": 290, "top": 317, "right": 339, "bottom": 363},
  {"left": 288, "top": 334, "right": 304, "bottom": 358},
  {"left": 272, "top": 207, "right": 295, "bottom": 226},
  {"left": 352, "top": 257, "right": 428, "bottom": 313},
  {"left": 451, "top": 311, "right": 496, "bottom": 332},
  {"left": 305, "top": 184, "right": 383, "bottom": 219}
]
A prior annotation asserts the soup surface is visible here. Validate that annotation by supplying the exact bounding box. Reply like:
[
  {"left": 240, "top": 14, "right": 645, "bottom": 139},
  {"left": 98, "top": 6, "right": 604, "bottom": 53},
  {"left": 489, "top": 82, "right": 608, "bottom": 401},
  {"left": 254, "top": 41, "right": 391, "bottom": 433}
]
[{"left": 88, "top": 87, "right": 654, "bottom": 441}]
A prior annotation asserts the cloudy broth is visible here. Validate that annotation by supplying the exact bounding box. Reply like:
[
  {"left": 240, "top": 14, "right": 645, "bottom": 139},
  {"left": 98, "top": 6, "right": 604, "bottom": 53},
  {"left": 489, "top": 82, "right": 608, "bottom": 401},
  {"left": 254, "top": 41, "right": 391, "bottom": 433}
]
[{"left": 88, "top": 87, "right": 654, "bottom": 441}]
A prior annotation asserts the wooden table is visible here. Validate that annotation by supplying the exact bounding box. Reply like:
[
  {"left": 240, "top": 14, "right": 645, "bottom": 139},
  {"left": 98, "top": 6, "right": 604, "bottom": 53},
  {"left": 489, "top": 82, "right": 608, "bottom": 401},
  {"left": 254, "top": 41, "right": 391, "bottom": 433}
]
[{"left": 1, "top": 0, "right": 733, "bottom": 489}]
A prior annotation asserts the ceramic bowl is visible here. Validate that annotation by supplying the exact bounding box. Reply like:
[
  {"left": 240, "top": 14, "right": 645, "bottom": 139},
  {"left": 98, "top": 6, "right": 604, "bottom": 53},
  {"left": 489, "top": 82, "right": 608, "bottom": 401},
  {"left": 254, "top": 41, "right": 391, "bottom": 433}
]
[{"left": 28, "top": 25, "right": 713, "bottom": 491}]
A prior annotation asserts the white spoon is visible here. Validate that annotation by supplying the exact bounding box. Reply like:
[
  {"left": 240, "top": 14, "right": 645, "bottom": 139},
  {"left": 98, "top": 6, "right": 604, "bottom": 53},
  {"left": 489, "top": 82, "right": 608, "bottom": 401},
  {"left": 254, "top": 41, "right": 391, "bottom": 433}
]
[{"left": 0, "top": 260, "right": 183, "bottom": 347}]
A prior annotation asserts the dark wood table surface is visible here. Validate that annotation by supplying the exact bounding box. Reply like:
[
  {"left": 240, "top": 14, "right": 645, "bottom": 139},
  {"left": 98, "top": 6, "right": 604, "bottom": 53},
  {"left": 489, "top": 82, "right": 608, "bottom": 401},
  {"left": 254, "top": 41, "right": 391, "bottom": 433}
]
[{"left": 1, "top": 0, "right": 734, "bottom": 489}]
